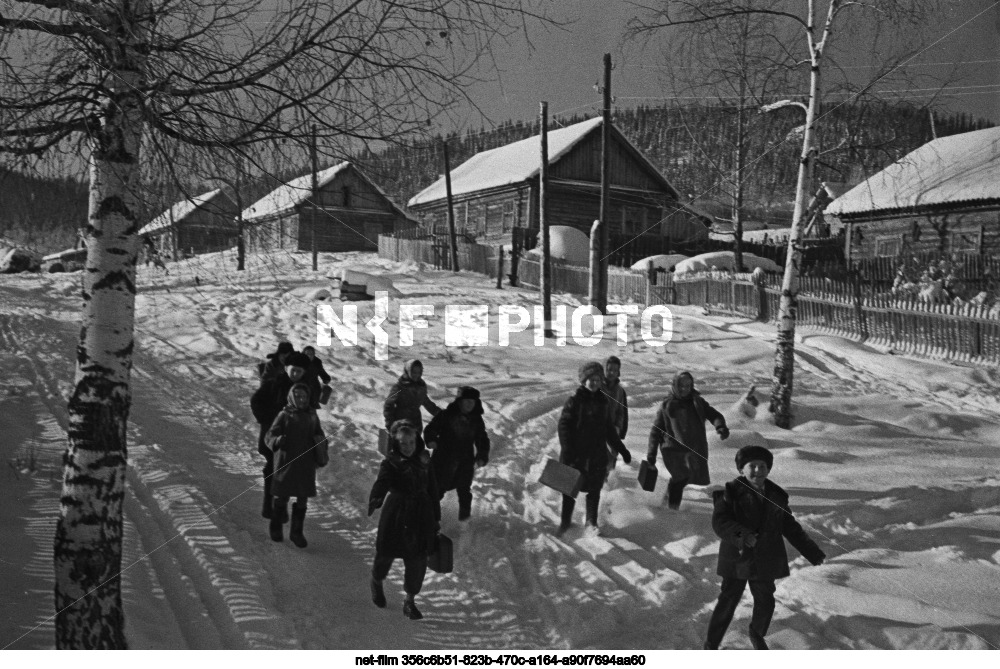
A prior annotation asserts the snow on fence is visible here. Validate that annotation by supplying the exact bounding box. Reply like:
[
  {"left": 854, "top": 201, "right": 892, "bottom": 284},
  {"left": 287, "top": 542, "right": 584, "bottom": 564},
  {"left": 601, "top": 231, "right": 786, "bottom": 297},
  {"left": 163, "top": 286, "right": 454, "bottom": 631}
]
[
  {"left": 675, "top": 275, "right": 1000, "bottom": 364},
  {"left": 378, "top": 234, "right": 1000, "bottom": 364}
]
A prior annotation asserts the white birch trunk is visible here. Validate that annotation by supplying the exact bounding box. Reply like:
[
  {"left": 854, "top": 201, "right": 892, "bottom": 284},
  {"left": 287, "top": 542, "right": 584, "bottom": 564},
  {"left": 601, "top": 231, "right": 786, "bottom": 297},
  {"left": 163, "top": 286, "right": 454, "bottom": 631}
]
[
  {"left": 769, "top": 0, "right": 837, "bottom": 428},
  {"left": 54, "top": 3, "right": 148, "bottom": 648}
]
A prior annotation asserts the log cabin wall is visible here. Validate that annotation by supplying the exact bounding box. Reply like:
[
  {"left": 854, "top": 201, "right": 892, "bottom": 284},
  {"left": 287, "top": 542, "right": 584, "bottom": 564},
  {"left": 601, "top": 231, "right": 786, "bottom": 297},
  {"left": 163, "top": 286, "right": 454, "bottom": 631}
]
[{"left": 844, "top": 206, "right": 1000, "bottom": 260}]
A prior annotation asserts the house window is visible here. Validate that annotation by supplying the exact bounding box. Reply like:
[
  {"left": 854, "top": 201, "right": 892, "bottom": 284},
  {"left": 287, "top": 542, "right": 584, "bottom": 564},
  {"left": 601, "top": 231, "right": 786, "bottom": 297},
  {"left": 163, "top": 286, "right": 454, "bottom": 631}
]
[
  {"left": 623, "top": 206, "right": 647, "bottom": 236},
  {"left": 874, "top": 235, "right": 903, "bottom": 257},
  {"left": 950, "top": 226, "right": 982, "bottom": 254},
  {"left": 502, "top": 200, "right": 515, "bottom": 233}
]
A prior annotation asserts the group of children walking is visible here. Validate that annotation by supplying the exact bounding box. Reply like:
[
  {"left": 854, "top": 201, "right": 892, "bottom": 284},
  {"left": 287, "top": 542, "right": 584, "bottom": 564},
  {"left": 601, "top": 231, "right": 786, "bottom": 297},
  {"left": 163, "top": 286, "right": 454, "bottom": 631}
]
[{"left": 250, "top": 345, "right": 826, "bottom": 648}]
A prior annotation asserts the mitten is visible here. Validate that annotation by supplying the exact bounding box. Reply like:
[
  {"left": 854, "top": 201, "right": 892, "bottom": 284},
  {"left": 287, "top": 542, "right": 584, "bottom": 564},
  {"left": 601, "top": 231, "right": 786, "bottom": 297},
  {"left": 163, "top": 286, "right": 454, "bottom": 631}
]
[
  {"left": 716, "top": 425, "right": 730, "bottom": 440},
  {"left": 368, "top": 498, "right": 383, "bottom": 516},
  {"left": 620, "top": 449, "right": 632, "bottom": 465}
]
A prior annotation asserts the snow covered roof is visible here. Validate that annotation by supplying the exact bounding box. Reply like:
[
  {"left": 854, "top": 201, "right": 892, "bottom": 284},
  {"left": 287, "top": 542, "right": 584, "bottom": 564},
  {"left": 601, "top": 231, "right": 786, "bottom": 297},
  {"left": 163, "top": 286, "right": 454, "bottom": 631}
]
[
  {"left": 825, "top": 127, "right": 1000, "bottom": 217},
  {"left": 139, "top": 189, "right": 226, "bottom": 236},
  {"left": 408, "top": 117, "right": 676, "bottom": 207},
  {"left": 241, "top": 162, "right": 351, "bottom": 221}
]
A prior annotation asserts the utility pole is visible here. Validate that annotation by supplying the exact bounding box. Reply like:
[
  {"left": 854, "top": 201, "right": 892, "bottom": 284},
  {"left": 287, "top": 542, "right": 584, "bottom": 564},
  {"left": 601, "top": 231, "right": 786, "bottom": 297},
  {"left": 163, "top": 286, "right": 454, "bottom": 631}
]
[
  {"left": 540, "top": 102, "right": 553, "bottom": 337},
  {"left": 443, "top": 139, "right": 459, "bottom": 272},
  {"left": 236, "top": 155, "right": 245, "bottom": 271},
  {"left": 310, "top": 124, "right": 318, "bottom": 272},
  {"left": 599, "top": 53, "right": 611, "bottom": 312}
]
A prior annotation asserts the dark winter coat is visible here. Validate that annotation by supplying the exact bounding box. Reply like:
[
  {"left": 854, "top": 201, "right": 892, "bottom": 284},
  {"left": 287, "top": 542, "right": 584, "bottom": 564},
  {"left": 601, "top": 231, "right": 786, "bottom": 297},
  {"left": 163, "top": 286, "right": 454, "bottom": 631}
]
[
  {"left": 646, "top": 371, "right": 726, "bottom": 486},
  {"left": 558, "top": 386, "right": 630, "bottom": 494},
  {"left": 302, "top": 357, "right": 331, "bottom": 408},
  {"left": 265, "top": 388, "right": 325, "bottom": 498},
  {"left": 382, "top": 360, "right": 441, "bottom": 430},
  {"left": 603, "top": 378, "right": 629, "bottom": 440},
  {"left": 369, "top": 448, "right": 441, "bottom": 560},
  {"left": 251, "top": 372, "right": 295, "bottom": 455},
  {"left": 424, "top": 399, "right": 490, "bottom": 494},
  {"left": 712, "top": 477, "right": 825, "bottom": 581}
]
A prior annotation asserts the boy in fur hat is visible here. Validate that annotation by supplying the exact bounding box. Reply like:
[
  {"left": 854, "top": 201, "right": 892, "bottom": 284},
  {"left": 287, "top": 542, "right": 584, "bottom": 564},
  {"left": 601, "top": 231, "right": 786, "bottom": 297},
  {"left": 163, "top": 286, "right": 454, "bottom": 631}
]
[
  {"left": 368, "top": 420, "right": 441, "bottom": 621},
  {"left": 424, "top": 386, "right": 490, "bottom": 521},
  {"left": 647, "top": 370, "right": 729, "bottom": 509},
  {"left": 556, "top": 361, "right": 632, "bottom": 535},
  {"left": 704, "top": 445, "right": 826, "bottom": 650}
]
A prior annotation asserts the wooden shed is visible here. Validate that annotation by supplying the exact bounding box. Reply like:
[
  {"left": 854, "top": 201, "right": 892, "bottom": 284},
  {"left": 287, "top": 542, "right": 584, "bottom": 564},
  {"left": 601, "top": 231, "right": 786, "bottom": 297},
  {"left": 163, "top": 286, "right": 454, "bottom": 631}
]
[
  {"left": 825, "top": 127, "right": 1000, "bottom": 261},
  {"left": 242, "top": 162, "right": 417, "bottom": 253},
  {"left": 407, "top": 117, "right": 710, "bottom": 246},
  {"left": 139, "top": 188, "right": 239, "bottom": 258}
]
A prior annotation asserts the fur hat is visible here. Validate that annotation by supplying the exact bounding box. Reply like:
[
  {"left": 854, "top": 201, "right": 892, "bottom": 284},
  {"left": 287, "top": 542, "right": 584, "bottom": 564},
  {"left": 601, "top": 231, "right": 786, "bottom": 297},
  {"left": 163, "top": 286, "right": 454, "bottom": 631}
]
[
  {"left": 276, "top": 341, "right": 294, "bottom": 356},
  {"left": 578, "top": 361, "right": 605, "bottom": 384},
  {"left": 456, "top": 386, "right": 480, "bottom": 400},
  {"left": 735, "top": 445, "right": 774, "bottom": 471},
  {"left": 285, "top": 352, "right": 311, "bottom": 370},
  {"left": 389, "top": 419, "right": 419, "bottom": 437}
]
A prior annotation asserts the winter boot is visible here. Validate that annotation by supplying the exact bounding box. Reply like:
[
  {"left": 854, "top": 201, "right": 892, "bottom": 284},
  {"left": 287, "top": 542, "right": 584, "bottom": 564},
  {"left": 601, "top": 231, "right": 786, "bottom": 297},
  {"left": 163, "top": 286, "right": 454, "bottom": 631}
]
[
  {"left": 289, "top": 503, "right": 308, "bottom": 548},
  {"left": 403, "top": 596, "right": 423, "bottom": 620},
  {"left": 557, "top": 496, "right": 575, "bottom": 535},
  {"left": 748, "top": 627, "right": 769, "bottom": 650},
  {"left": 370, "top": 577, "right": 387, "bottom": 608},
  {"left": 458, "top": 493, "right": 472, "bottom": 521},
  {"left": 261, "top": 480, "right": 272, "bottom": 519},
  {"left": 269, "top": 499, "right": 287, "bottom": 542}
]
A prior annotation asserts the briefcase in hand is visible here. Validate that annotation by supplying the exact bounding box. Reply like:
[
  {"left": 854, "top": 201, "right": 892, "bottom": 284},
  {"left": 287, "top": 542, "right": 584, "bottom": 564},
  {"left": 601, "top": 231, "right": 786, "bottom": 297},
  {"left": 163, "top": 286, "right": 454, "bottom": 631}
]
[
  {"left": 428, "top": 533, "right": 453, "bottom": 574},
  {"left": 638, "top": 460, "right": 658, "bottom": 492},
  {"left": 539, "top": 458, "right": 584, "bottom": 498}
]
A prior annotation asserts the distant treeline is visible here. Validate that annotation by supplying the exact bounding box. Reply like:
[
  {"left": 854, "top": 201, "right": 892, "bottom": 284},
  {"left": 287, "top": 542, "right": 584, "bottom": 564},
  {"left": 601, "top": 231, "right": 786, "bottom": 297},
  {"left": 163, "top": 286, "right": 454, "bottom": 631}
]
[{"left": 1, "top": 102, "right": 991, "bottom": 254}]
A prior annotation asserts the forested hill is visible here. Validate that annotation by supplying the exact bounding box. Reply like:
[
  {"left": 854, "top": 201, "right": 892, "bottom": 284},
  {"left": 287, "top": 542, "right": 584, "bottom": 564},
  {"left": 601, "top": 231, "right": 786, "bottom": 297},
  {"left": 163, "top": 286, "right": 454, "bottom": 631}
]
[
  {"left": 1, "top": 103, "right": 992, "bottom": 254},
  {"left": 355, "top": 102, "right": 992, "bottom": 222}
]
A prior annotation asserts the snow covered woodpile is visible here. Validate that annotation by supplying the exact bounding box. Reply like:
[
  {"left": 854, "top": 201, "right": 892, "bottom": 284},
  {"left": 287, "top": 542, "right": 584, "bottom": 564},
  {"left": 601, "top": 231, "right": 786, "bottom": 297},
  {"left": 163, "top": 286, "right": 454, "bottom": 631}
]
[
  {"left": 673, "top": 251, "right": 781, "bottom": 277},
  {"left": 525, "top": 226, "right": 591, "bottom": 265}
]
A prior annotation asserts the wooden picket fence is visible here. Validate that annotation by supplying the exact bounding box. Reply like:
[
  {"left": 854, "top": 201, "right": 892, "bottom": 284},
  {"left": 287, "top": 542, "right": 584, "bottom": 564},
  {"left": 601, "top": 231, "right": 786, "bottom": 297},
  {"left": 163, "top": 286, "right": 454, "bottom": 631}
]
[{"left": 378, "top": 234, "right": 1000, "bottom": 365}]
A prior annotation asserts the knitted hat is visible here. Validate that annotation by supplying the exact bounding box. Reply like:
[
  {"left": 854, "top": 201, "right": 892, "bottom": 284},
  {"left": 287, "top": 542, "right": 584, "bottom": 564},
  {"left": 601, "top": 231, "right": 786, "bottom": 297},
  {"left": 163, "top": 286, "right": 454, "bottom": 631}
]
[
  {"left": 578, "top": 361, "right": 605, "bottom": 384},
  {"left": 456, "top": 386, "right": 480, "bottom": 400},
  {"left": 735, "top": 445, "right": 774, "bottom": 471},
  {"left": 285, "top": 352, "right": 311, "bottom": 370}
]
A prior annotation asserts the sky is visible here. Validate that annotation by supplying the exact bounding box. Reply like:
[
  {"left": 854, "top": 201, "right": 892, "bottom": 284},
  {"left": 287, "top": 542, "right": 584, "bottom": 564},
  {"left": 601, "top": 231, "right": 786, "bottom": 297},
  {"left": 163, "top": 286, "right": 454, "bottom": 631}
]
[{"left": 460, "top": 0, "right": 1000, "bottom": 132}]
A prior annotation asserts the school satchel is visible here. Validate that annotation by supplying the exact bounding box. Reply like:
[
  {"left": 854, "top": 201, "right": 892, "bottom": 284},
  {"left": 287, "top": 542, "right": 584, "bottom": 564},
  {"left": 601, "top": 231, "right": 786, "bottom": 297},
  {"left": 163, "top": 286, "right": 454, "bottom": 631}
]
[
  {"left": 638, "top": 460, "right": 658, "bottom": 492},
  {"left": 428, "top": 533, "right": 453, "bottom": 574},
  {"left": 378, "top": 428, "right": 390, "bottom": 456},
  {"left": 319, "top": 384, "right": 333, "bottom": 405},
  {"left": 539, "top": 458, "right": 584, "bottom": 498}
]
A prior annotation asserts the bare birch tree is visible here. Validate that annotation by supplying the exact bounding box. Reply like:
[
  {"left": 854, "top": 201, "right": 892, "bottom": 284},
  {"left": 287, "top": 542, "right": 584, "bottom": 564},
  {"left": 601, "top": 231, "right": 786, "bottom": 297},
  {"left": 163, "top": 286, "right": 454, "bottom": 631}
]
[
  {"left": 0, "top": 0, "right": 550, "bottom": 648},
  {"left": 623, "top": 0, "right": 947, "bottom": 427}
]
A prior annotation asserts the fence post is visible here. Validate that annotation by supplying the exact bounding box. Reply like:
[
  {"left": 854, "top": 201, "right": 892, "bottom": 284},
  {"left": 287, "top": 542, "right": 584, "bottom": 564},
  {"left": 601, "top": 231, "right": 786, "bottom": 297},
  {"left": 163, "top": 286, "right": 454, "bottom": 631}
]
[
  {"left": 509, "top": 233, "right": 520, "bottom": 287},
  {"left": 496, "top": 247, "right": 504, "bottom": 289},
  {"left": 751, "top": 270, "right": 766, "bottom": 321},
  {"left": 851, "top": 269, "right": 869, "bottom": 340}
]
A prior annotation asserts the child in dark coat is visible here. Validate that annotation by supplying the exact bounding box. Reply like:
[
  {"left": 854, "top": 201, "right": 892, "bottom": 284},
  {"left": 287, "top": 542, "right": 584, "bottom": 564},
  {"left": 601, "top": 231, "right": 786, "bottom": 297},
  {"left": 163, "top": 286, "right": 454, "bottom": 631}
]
[
  {"left": 423, "top": 386, "right": 490, "bottom": 521},
  {"left": 556, "top": 361, "right": 632, "bottom": 535},
  {"left": 646, "top": 370, "right": 729, "bottom": 509},
  {"left": 383, "top": 359, "right": 441, "bottom": 432},
  {"left": 368, "top": 420, "right": 442, "bottom": 621},
  {"left": 704, "top": 445, "right": 826, "bottom": 650},
  {"left": 264, "top": 382, "right": 326, "bottom": 548},
  {"left": 602, "top": 355, "right": 628, "bottom": 482}
]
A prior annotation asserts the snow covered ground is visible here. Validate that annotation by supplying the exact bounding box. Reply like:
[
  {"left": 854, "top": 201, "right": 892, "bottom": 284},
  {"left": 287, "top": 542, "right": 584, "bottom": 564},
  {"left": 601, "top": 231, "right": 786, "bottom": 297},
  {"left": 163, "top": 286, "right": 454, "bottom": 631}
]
[{"left": 2, "top": 249, "right": 1000, "bottom": 655}]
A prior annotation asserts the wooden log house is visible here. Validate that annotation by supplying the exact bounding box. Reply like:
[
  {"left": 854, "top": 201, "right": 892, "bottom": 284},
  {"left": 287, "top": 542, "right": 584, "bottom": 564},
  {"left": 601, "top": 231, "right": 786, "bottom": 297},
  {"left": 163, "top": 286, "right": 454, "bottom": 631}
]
[
  {"left": 825, "top": 127, "right": 1000, "bottom": 262},
  {"left": 242, "top": 162, "right": 417, "bottom": 253},
  {"left": 406, "top": 117, "right": 711, "bottom": 247},
  {"left": 139, "top": 188, "right": 239, "bottom": 258}
]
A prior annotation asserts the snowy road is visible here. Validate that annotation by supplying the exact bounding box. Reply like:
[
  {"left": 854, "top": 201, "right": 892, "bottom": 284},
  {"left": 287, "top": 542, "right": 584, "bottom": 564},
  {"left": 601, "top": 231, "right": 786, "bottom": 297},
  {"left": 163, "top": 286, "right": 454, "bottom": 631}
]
[{"left": 3, "top": 252, "right": 1000, "bottom": 649}]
